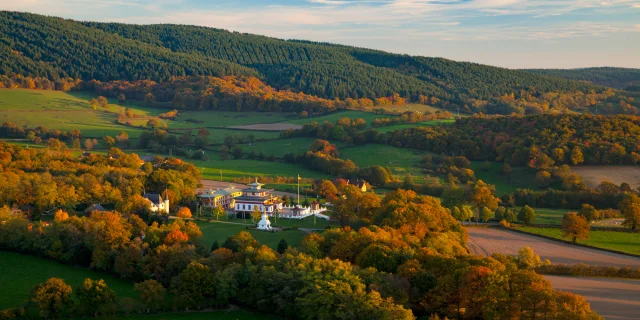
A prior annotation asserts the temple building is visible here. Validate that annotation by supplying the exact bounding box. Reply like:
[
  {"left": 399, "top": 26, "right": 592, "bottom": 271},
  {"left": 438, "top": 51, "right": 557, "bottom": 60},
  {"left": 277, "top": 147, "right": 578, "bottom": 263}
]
[
  {"left": 234, "top": 180, "right": 283, "bottom": 215},
  {"left": 197, "top": 185, "right": 242, "bottom": 209}
]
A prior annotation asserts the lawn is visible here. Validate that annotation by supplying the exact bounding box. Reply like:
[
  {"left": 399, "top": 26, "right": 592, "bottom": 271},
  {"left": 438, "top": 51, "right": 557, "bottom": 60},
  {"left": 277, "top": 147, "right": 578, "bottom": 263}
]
[
  {"left": 376, "top": 103, "right": 453, "bottom": 114},
  {"left": 0, "top": 89, "right": 152, "bottom": 138},
  {"left": 122, "top": 310, "right": 280, "bottom": 320},
  {"left": 516, "top": 227, "right": 640, "bottom": 255},
  {"left": 196, "top": 221, "right": 310, "bottom": 250},
  {"left": 526, "top": 207, "right": 571, "bottom": 225},
  {"left": 339, "top": 144, "right": 431, "bottom": 183},
  {"left": 471, "top": 162, "right": 539, "bottom": 196},
  {"left": 189, "top": 158, "right": 331, "bottom": 181},
  {"left": 0, "top": 251, "right": 137, "bottom": 309}
]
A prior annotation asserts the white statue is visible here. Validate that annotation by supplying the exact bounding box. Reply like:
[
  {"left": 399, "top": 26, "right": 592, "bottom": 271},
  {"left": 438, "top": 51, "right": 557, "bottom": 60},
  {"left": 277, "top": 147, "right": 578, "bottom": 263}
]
[{"left": 256, "top": 211, "right": 272, "bottom": 231}]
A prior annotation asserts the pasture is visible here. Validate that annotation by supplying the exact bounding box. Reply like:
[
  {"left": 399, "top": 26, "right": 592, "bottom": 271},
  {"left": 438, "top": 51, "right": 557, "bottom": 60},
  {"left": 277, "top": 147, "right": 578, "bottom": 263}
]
[
  {"left": 339, "top": 144, "right": 430, "bottom": 183},
  {"left": 236, "top": 137, "right": 322, "bottom": 157},
  {"left": 373, "top": 119, "right": 455, "bottom": 133},
  {"left": 190, "top": 158, "right": 330, "bottom": 181},
  {"left": 517, "top": 227, "right": 640, "bottom": 255},
  {"left": 0, "top": 251, "right": 137, "bottom": 309},
  {"left": 572, "top": 165, "right": 640, "bottom": 189},
  {"left": 377, "top": 103, "right": 452, "bottom": 114},
  {"left": 471, "top": 162, "right": 539, "bottom": 196},
  {"left": 0, "top": 89, "right": 151, "bottom": 138},
  {"left": 169, "top": 111, "right": 295, "bottom": 129},
  {"left": 196, "top": 221, "right": 309, "bottom": 250}
]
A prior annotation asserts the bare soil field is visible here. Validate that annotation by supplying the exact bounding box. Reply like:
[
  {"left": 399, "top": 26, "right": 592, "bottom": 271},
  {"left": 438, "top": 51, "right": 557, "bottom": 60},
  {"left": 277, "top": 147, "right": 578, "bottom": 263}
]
[
  {"left": 228, "top": 123, "right": 302, "bottom": 131},
  {"left": 572, "top": 166, "right": 640, "bottom": 189},
  {"left": 546, "top": 275, "right": 640, "bottom": 320},
  {"left": 466, "top": 227, "right": 640, "bottom": 267}
]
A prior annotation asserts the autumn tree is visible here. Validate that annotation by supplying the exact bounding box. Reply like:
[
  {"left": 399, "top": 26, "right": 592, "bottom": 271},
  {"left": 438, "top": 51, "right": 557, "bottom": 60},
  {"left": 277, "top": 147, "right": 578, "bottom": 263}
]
[
  {"left": 76, "top": 278, "right": 116, "bottom": 317},
  {"left": 134, "top": 279, "right": 165, "bottom": 313},
  {"left": 620, "top": 192, "right": 640, "bottom": 231},
  {"left": 316, "top": 180, "right": 338, "bottom": 199},
  {"left": 517, "top": 247, "right": 542, "bottom": 270},
  {"left": 170, "top": 261, "right": 216, "bottom": 310},
  {"left": 562, "top": 212, "right": 590, "bottom": 244},
  {"left": 117, "top": 93, "right": 126, "bottom": 105},
  {"left": 470, "top": 180, "right": 499, "bottom": 223},
  {"left": 579, "top": 203, "right": 599, "bottom": 222},
  {"left": 570, "top": 146, "right": 584, "bottom": 165},
  {"left": 222, "top": 231, "right": 258, "bottom": 252},
  {"left": 103, "top": 136, "right": 116, "bottom": 148},
  {"left": 176, "top": 207, "right": 192, "bottom": 219},
  {"left": 495, "top": 206, "right": 506, "bottom": 220},
  {"left": 97, "top": 96, "right": 109, "bottom": 108},
  {"left": 31, "top": 278, "right": 73, "bottom": 319},
  {"left": 480, "top": 207, "right": 493, "bottom": 224},
  {"left": 518, "top": 205, "right": 536, "bottom": 225}
]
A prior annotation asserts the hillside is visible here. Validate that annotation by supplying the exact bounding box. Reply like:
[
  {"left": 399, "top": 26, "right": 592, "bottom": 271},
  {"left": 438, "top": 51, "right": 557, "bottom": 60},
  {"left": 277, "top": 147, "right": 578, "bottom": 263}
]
[
  {"left": 1, "top": 11, "right": 631, "bottom": 115},
  {"left": 525, "top": 67, "right": 640, "bottom": 89}
]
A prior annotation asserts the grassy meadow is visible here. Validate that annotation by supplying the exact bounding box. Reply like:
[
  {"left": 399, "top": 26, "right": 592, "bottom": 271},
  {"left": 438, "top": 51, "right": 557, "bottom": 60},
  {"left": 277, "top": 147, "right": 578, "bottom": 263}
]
[
  {"left": 471, "top": 162, "right": 539, "bottom": 196},
  {"left": 282, "top": 110, "right": 395, "bottom": 127},
  {"left": 190, "top": 157, "right": 330, "bottom": 181},
  {"left": 517, "top": 227, "right": 640, "bottom": 255},
  {"left": 195, "top": 221, "right": 310, "bottom": 250},
  {"left": 170, "top": 111, "right": 295, "bottom": 129},
  {"left": 373, "top": 119, "right": 455, "bottom": 133},
  {"left": 0, "top": 251, "right": 137, "bottom": 309}
]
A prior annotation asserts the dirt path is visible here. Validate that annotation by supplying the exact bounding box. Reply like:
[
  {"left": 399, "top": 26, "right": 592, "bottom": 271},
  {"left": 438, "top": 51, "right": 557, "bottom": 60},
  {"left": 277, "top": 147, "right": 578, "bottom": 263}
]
[
  {"left": 545, "top": 275, "right": 640, "bottom": 320},
  {"left": 466, "top": 227, "right": 640, "bottom": 267}
]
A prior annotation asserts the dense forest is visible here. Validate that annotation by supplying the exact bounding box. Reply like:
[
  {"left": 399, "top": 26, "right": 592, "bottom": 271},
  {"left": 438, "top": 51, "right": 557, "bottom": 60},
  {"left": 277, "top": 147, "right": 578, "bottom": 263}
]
[
  {"left": 2, "top": 11, "right": 637, "bottom": 115},
  {"left": 526, "top": 67, "right": 640, "bottom": 89}
]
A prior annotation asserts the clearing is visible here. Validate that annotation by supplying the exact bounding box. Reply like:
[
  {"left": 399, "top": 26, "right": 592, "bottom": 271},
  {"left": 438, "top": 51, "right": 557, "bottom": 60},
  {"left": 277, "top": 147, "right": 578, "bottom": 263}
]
[
  {"left": 189, "top": 158, "right": 330, "bottom": 181},
  {"left": 572, "top": 165, "right": 640, "bottom": 189},
  {"left": 471, "top": 162, "right": 539, "bottom": 196},
  {"left": 196, "top": 221, "right": 310, "bottom": 250},
  {"left": 228, "top": 123, "right": 302, "bottom": 131},
  {"left": 517, "top": 227, "right": 640, "bottom": 255},
  {"left": 0, "top": 251, "right": 137, "bottom": 309},
  {"left": 465, "top": 227, "right": 640, "bottom": 267},
  {"left": 281, "top": 110, "right": 395, "bottom": 127}
]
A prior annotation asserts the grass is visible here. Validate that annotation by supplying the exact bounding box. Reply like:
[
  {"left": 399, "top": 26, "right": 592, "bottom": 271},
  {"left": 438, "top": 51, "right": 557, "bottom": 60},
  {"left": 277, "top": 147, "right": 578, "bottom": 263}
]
[
  {"left": 170, "top": 111, "right": 295, "bottom": 129},
  {"left": 526, "top": 208, "right": 571, "bottom": 225},
  {"left": 339, "top": 144, "right": 432, "bottom": 183},
  {"left": 0, "top": 251, "right": 137, "bottom": 309},
  {"left": 188, "top": 157, "right": 331, "bottom": 181},
  {"left": 0, "top": 89, "right": 154, "bottom": 138},
  {"left": 233, "top": 137, "right": 329, "bottom": 157},
  {"left": 377, "top": 103, "right": 453, "bottom": 114},
  {"left": 517, "top": 227, "right": 640, "bottom": 255},
  {"left": 471, "top": 162, "right": 540, "bottom": 196},
  {"left": 373, "top": 119, "right": 455, "bottom": 133},
  {"left": 122, "top": 310, "right": 280, "bottom": 320},
  {"left": 196, "top": 221, "right": 309, "bottom": 250}
]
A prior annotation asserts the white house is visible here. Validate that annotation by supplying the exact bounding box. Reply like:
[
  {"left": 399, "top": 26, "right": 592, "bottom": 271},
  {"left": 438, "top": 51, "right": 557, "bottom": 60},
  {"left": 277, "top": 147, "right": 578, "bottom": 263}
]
[{"left": 143, "top": 193, "right": 170, "bottom": 214}]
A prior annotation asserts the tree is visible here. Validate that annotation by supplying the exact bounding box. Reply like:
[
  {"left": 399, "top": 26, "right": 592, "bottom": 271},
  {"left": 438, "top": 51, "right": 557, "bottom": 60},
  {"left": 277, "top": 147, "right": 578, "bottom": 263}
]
[
  {"left": 170, "top": 261, "right": 216, "bottom": 310},
  {"left": 251, "top": 206, "right": 262, "bottom": 222},
  {"left": 231, "top": 147, "right": 243, "bottom": 159},
  {"left": 562, "top": 212, "right": 590, "bottom": 244},
  {"left": 570, "top": 146, "right": 584, "bottom": 165},
  {"left": 97, "top": 96, "right": 109, "bottom": 108},
  {"left": 222, "top": 231, "right": 258, "bottom": 252},
  {"left": 76, "top": 278, "right": 116, "bottom": 317},
  {"left": 499, "top": 163, "right": 512, "bottom": 180},
  {"left": 47, "top": 138, "right": 63, "bottom": 150},
  {"left": 317, "top": 180, "right": 338, "bottom": 199},
  {"left": 621, "top": 192, "right": 640, "bottom": 231},
  {"left": 84, "top": 138, "right": 96, "bottom": 150},
  {"left": 211, "top": 240, "right": 220, "bottom": 252},
  {"left": 212, "top": 206, "right": 225, "bottom": 221},
  {"left": 277, "top": 238, "right": 289, "bottom": 254},
  {"left": 517, "top": 247, "right": 542, "bottom": 270},
  {"left": 103, "top": 136, "right": 116, "bottom": 148},
  {"left": 31, "top": 278, "right": 73, "bottom": 319},
  {"left": 90, "top": 98, "right": 99, "bottom": 110},
  {"left": 177, "top": 207, "right": 192, "bottom": 219},
  {"left": 117, "top": 93, "right": 126, "bottom": 105},
  {"left": 495, "top": 206, "right": 506, "bottom": 220},
  {"left": 505, "top": 208, "right": 517, "bottom": 223},
  {"left": 518, "top": 205, "right": 536, "bottom": 225},
  {"left": 480, "top": 207, "right": 493, "bottom": 224},
  {"left": 535, "top": 170, "right": 551, "bottom": 188},
  {"left": 134, "top": 279, "right": 165, "bottom": 313},
  {"left": 579, "top": 203, "right": 599, "bottom": 222},
  {"left": 470, "top": 180, "right": 498, "bottom": 223}
]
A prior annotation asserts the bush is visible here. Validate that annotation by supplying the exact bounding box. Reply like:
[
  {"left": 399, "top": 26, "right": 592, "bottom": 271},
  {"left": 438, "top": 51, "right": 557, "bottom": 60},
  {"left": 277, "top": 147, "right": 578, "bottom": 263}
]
[{"left": 537, "top": 264, "right": 640, "bottom": 279}]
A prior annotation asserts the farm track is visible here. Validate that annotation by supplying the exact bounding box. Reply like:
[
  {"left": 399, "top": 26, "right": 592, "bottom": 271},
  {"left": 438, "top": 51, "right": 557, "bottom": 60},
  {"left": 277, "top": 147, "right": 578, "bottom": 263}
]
[
  {"left": 466, "top": 227, "right": 640, "bottom": 267},
  {"left": 466, "top": 227, "right": 640, "bottom": 319}
]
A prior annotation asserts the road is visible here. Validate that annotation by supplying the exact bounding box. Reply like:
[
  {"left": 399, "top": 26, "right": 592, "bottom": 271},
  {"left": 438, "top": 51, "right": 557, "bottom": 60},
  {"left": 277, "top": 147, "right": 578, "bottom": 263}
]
[
  {"left": 466, "top": 227, "right": 640, "bottom": 319},
  {"left": 466, "top": 227, "right": 640, "bottom": 267}
]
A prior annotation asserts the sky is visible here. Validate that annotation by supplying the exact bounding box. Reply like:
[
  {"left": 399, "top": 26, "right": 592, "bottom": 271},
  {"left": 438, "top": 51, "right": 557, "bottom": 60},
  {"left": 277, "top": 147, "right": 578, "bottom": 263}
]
[{"left": 1, "top": 0, "right": 639, "bottom": 69}]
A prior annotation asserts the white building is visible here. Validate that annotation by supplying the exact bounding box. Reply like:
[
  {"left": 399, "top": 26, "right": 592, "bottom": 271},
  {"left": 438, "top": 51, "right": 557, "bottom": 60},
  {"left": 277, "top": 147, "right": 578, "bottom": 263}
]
[
  {"left": 143, "top": 194, "right": 170, "bottom": 214},
  {"left": 234, "top": 180, "right": 283, "bottom": 215}
]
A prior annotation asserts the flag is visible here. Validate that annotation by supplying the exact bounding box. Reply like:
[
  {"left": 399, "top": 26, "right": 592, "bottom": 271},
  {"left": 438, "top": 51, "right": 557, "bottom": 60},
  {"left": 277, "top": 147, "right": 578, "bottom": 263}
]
[{"left": 297, "top": 175, "right": 301, "bottom": 180}]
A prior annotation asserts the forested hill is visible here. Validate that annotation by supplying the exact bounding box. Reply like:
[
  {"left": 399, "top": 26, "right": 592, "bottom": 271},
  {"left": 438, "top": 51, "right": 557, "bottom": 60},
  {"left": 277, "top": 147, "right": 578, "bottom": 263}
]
[
  {"left": 1, "top": 11, "right": 635, "bottom": 115},
  {"left": 525, "top": 67, "right": 640, "bottom": 89}
]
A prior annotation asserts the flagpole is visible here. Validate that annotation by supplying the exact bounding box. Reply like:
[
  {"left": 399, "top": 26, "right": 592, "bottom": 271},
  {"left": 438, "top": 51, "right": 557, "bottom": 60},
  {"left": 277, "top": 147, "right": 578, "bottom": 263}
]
[{"left": 297, "top": 174, "right": 300, "bottom": 206}]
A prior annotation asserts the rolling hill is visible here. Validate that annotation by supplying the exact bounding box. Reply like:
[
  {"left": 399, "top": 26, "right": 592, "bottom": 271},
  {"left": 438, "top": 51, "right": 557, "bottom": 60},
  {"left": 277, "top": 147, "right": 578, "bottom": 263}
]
[
  {"left": 0, "top": 11, "right": 635, "bottom": 115},
  {"left": 525, "top": 67, "right": 640, "bottom": 89}
]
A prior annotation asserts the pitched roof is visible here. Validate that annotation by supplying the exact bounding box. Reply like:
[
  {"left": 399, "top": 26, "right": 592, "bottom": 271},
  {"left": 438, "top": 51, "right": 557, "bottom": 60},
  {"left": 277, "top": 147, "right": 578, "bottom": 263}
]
[
  {"left": 143, "top": 194, "right": 163, "bottom": 205},
  {"left": 85, "top": 204, "right": 106, "bottom": 213}
]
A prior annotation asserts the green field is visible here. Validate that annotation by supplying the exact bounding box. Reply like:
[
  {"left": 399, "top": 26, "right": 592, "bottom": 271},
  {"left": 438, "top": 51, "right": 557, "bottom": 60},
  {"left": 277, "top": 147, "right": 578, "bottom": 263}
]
[
  {"left": 339, "top": 144, "right": 430, "bottom": 183},
  {"left": 0, "top": 251, "right": 137, "bottom": 309},
  {"left": 196, "top": 221, "right": 310, "bottom": 250},
  {"left": 122, "top": 310, "right": 280, "bottom": 320},
  {"left": 189, "top": 158, "right": 330, "bottom": 180},
  {"left": 517, "top": 227, "right": 640, "bottom": 255},
  {"left": 170, "top": 111, "right": 295, "bottom": 128},
  {"left": 0, "top": 89, "right": 158, "bottom": 138},
  {"left": 525, "top": 208, "right": 571, "bottom": 225},
  {"left": 471, "top": 162, "right": 539, "bottom": 196},
  {"left": 232, "top": 137, "right": 327, "bottom": 157},
  {"left": 374, "top": 119, "right": 455, "bottom": 133},
  {"left": 377, "top": 103, "right": 452, "bottom": 114}
]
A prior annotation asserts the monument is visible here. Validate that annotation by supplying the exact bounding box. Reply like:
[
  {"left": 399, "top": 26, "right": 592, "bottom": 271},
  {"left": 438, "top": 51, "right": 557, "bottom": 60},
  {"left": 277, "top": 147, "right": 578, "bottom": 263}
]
[{"left": 256, "top": 211, "right": 272, "bottom": 231}]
